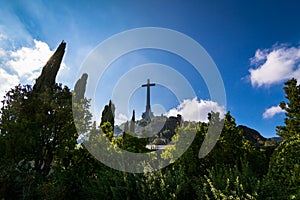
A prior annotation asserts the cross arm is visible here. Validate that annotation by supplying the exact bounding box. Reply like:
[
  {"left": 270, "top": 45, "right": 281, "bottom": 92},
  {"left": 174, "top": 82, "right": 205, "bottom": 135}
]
[{"left": 142, "top": 83, "right": 156, "bottom": 87}]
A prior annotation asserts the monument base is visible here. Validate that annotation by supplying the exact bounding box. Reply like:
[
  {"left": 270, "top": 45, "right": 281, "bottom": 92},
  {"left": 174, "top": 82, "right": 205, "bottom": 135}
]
[{"left": 142, "top": 110, "right": 154, "bottom": 120}]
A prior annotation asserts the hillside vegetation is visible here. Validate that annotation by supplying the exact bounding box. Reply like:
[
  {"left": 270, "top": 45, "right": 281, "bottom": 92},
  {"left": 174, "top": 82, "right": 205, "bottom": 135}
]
[{"left": 0, "top": 42, "right": 299, "bottom": 199}]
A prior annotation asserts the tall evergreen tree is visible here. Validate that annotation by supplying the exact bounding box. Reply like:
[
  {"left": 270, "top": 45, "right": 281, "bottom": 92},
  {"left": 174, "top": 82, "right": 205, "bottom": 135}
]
[
  {"left": 100, "top": 100, "right": 115, "bottom": 129},
  {"left": 130, "top": 110, "right": 135, "bottom": 133},
  {"left": 73, "top": 73, "right": 88, "bottom": 103},
  {"left": 276, "top": 78, "right": 300, "bottom": 139},
  {"left": 33, "top": 41, "right": 66, "bottom": 92}
]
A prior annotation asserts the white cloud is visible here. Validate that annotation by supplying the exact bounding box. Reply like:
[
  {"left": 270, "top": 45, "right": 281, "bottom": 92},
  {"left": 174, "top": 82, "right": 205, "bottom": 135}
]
[
  {"left": 250, "top": 49, "right": 268, "bottom": 65},
  {"left": 0, "top": 7, "right": 33, "bottom": 49},
  {"left": 0, "top": 6, "right": 67, "bottom": 101},
  {"left": 0, "top": 68, "right": 19, "bottom": 99},
  {"left": 0, "top": 39, "right": 64, "bottom": 101},
  {"left": 0, "top": 33, "right": 7, "bottom": 41},
  {"left": 115, "top": 113, "right": 129, "bottom": 126},
  {"left": 167, "top": 98, "right": 225, "bottom": 123},
  {"left": 262, "top": 105, "right": 286, "bottom": 119},
  {"left": 249, "top": 45, "right": 300, "bottom": 87},
  {"left": 0, "top": 48, "right": 6, "bottom": 57},
  {"left": 5, "top": 39, "right": 54, "bottom": 82}
]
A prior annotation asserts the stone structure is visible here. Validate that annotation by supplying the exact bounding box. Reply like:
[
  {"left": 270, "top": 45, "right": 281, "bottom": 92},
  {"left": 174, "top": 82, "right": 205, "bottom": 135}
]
[{"left": 141, "top": 79, "right": 155, "bottom": 120}]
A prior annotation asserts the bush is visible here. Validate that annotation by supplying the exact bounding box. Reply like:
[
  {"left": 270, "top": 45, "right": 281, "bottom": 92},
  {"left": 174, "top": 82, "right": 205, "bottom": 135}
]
[
  {"left": 265, "top": 135, "right": 300, "bottom": 198},
  {"left": 196, "top": 163, "right": 259, "bottom": 199}
]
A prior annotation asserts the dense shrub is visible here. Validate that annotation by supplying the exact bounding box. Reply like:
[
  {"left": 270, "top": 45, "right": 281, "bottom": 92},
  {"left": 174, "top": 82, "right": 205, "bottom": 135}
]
[{"left": 264, "top": 135, "right": 300, "bottom": 199}]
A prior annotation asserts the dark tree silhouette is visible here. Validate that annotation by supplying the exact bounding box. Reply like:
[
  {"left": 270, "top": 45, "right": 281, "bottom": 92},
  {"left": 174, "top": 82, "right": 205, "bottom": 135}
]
[
  {"left": 277, "top": 78, "right": 300, "bottom": 139},
  {"left": 33, "top": 41, "right": 66, "bottom": 92}
]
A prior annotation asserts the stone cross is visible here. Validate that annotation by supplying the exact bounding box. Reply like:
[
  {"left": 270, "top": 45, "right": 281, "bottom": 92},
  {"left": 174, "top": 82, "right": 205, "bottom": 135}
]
[{"left": 141, "top": 79, "right": 155, "bottom": 120}]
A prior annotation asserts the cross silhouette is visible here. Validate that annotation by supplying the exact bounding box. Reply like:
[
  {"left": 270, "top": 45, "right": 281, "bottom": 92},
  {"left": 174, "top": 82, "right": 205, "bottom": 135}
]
[{"left": 141, "top": 79, "right": 156, "bottom": 120}]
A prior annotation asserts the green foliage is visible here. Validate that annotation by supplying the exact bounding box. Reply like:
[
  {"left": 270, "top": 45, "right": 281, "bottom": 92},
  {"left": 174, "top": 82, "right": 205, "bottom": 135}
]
[
  {"left": 72, "top": 96, "right": 92, "bottom": 136},
  {"left": 1, "top": 78, "right": 299, "bottom": 199},
  {"left": 101, "top": 121, "right": 114, "bottom": 141},
  {"left": 1, "top": 84, "right": 76, "bottom": 162},
  {"left": 277, "top": 78, "right": 300, "bottom": 139},
  {"left": 259, "top": 78, "right": 300, "bottom": 199},
  {"left": 244, "top": 147, "right": 272, "bottom": 178},
  {"left": 197, "top": 163, "right": 260, "bottom": 199},
  {"left": 266, "top": 135, "right": 300, "bottom": 198},
  {"left": 201, "top": 174, "right": 257, "bottom": 200},
  {"left": 161, "top": 121, "right": 203, "bottom": 174},
  {"left": 0, "top": 84, "right": 87, "bottom": 198},
  {"left": 136, "top": 166, "right": 191, "bottom": 200},
  {"left": 208, "top": 112, "right": 245, "bottom": 166},
  {"left": 100, "top": 100, "right": 115, "bottom": 129},
  {"left": 121, "top": 131, "right": 149, "bottom": 153}
]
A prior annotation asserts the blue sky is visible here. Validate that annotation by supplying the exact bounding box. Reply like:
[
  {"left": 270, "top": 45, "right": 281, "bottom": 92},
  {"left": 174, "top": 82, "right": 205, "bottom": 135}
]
[{"left": 0, "top": 0, "right": 300, "bottom": 138}]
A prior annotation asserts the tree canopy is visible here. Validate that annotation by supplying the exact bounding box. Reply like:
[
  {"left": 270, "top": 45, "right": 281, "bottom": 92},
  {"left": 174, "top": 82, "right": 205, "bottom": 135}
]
[
  {"left": 277, "top": 78, "right": 300, "bottom": 139},
  {"left": 0, "top": 41, "right": 299, "bottom": 199}
]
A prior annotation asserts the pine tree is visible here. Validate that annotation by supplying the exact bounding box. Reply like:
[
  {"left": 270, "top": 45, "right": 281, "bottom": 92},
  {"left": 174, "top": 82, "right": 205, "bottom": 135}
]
[
  {"left": 276, "top": 78, "right": 300, "bottom": 139},
  {"left": 33, "top": 41, "right": 66, "bottom": 92},
  {"left": 100, "top": 100, "right": 115, "bottom": 129},
  {"left": 130, "top": 110, "right": 135, "bottom": 133}
]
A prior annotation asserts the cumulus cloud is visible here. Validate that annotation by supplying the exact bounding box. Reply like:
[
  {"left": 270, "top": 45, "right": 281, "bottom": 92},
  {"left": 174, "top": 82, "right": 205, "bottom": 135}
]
[
  {"left": 0, "top": 34, "right": 7, "bottom": 41},
  {"left": 0, "top": 6, "right": 68, "bottom": 101},
  {"left": 115, "top": 113, "right": 129, "bottom": 126},
  {"left": 167, "top": 98, "right": 225, "bottom": 123},
  {"left": 6, "top": 39, "right": 54, "bottom": 82},
  {"left": 0, "top": 48, "right": 6, "bottom": 57},
  {"left": 262, "top": 105, "right": 286, "bottom": 119},
  {"left": 0, "top": 68, "right": 19, "bottom": 99},
  {"left": 249, "top": 45, "right": 300, "bottom": 87},
  {"left": 0, "top": 39, "right": 58, "bottom": 100}
]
